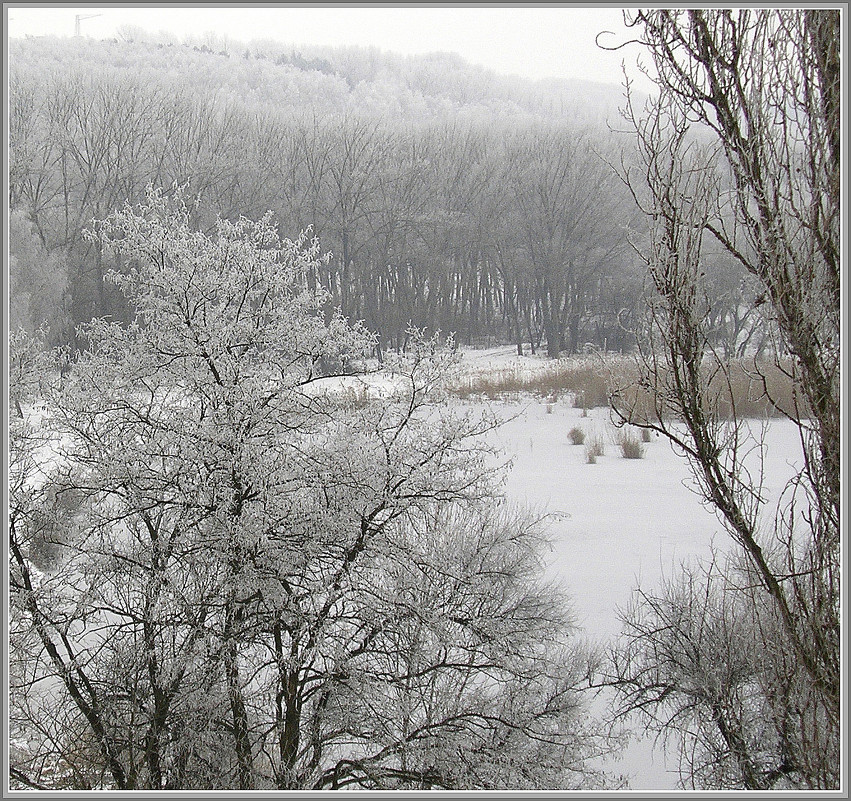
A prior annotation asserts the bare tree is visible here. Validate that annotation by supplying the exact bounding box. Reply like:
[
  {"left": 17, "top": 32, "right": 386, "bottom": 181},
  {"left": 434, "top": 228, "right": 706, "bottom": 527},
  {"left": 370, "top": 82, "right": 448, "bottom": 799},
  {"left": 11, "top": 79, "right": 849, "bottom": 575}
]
[
  {"left": 606, "top": 9, "right": 840, "bottom": 789},
  {"left": 610, "top": 553, "right": 835, "bottom": 789},
  {"left": 504, "top": 126, "right": 635, "bottom": 357}
]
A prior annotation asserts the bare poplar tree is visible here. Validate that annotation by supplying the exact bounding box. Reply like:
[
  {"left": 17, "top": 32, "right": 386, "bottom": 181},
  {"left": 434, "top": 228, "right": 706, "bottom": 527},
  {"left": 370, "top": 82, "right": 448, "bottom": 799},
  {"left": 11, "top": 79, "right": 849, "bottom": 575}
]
[{"left": 606, "top": 9, "right": 840, "bottom": 789}]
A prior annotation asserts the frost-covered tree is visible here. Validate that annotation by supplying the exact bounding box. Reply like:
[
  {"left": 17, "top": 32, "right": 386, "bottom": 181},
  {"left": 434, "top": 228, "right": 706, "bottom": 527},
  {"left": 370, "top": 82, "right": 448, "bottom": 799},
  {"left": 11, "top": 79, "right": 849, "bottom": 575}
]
[
  {"left": 9, "top": 187, "right": 613, "bottom": 790},
  {"left": 9, "top": 210, "right": 70, "bottom": 345}
]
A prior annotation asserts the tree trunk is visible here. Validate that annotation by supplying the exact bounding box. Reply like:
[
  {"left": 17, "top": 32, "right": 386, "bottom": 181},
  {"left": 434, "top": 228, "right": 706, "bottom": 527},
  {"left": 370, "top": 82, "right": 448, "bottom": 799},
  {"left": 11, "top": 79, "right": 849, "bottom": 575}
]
[{"left": 224, "top": 634, "right": 252, "bottom": 789}]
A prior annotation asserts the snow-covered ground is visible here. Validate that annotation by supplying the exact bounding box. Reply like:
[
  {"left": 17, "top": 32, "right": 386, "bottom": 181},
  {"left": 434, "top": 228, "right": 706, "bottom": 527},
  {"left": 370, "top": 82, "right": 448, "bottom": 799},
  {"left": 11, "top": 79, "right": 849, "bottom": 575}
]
[{"left": 454, "top": 346, "right": 805, "bottom": 789}]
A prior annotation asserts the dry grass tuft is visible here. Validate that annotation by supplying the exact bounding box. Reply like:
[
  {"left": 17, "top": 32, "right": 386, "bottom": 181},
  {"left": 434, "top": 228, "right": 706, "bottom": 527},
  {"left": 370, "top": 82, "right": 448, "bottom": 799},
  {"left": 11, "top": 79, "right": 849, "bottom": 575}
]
[
  {"left": 618, "top": 430, "right": 646, "bottom": 459},
  {"left": 568, "top": 427, "right": 585, "bottom": 445},
  {"left": 340, "top": 384, "right": 371, "bottom": 408},
  {"left": 585, "top": 436, "right": 605, "bottom": 464}
]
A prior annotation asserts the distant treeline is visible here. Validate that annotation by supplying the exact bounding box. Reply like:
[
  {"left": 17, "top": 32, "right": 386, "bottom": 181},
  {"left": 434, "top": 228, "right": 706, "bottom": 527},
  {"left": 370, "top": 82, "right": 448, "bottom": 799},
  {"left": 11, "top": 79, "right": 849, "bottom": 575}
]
[{"left": 9, "top": 33, "right": 755, "bottom": 357}]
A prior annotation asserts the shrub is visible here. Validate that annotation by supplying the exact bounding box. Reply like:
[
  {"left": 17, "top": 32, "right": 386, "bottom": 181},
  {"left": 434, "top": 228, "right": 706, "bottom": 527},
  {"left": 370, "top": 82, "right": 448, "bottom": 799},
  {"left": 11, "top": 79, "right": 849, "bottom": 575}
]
[
  {"left": 568, "top": 427, "right": 585, "bottom": 445},
  {"left": 641, "top": 427, "right": 652, "bottom": 443}
]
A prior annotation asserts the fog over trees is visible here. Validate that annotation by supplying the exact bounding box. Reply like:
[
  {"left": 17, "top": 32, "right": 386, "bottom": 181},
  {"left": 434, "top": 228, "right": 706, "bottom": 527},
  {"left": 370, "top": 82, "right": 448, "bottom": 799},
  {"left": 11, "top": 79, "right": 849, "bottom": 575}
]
[
  {"left": 9, "top": 31, "right": 656, "bottom": 358},
  {"left": 7, "top": 9, "right": 842, "bottom": 792}
]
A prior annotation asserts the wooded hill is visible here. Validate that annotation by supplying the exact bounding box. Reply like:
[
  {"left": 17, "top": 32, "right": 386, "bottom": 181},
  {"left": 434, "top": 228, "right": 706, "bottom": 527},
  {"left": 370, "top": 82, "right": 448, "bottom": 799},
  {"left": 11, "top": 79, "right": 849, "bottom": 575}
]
[{"left": 9, "top": 31, "right": 751, "bottom": 357}]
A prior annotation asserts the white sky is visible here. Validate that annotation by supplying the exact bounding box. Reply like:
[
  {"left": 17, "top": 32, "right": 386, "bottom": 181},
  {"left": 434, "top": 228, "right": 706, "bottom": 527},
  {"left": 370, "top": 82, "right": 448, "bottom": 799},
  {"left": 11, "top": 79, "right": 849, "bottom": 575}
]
[{"left": 5, "top": 4, "right": 652, "bottom": 90}]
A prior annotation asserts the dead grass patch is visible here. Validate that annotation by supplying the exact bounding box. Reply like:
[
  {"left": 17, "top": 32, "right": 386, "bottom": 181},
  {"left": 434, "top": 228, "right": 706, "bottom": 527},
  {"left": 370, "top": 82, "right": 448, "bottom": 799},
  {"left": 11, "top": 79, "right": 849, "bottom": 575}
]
[
  {"left": 605, "top": 357, "right": 802, "bottom": 422},
  {"left": 711, "top": 358, "right": 802, "bottom": 419},
  {"left": 450, "top": 353, "right": 801, "bottom": 421},
  {"left": 449, "top": 355, "right": 639, "bottom": 407}
]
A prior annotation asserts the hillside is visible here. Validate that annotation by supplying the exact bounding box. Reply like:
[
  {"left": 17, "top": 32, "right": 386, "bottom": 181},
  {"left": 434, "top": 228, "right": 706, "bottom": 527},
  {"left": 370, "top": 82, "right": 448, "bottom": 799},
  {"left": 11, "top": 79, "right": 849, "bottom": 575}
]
[{"left": 8, "top": 32, "right": 631, "bottom": 124}]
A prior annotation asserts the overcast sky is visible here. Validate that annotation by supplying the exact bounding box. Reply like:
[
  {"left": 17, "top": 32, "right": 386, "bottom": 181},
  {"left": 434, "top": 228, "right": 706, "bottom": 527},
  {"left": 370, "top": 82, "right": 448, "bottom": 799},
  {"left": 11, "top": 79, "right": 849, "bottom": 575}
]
[{"left": 6, "top": 5, "right": 652, "bottom": 90}]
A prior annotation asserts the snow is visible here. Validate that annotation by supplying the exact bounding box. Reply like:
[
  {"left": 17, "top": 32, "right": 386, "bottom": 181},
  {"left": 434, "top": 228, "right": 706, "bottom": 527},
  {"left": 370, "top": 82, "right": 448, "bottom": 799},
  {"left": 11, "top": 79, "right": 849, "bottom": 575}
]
[{"left": 453, "top": 346, "right": 806, "bottom": 789}]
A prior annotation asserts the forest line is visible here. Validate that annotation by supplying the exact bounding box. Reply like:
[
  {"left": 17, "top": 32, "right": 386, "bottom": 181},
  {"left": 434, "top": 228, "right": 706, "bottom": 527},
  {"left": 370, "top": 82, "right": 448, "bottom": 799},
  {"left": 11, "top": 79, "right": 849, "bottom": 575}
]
[{"left": 9, "top": 34, "right": 757, "bottom": 360}]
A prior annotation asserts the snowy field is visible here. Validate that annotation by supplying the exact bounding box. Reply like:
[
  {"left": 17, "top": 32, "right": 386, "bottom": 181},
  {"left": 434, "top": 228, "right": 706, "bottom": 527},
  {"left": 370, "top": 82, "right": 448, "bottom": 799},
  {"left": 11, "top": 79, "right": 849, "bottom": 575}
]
[{"left": 454, "top": 346, "right": 805, "bottom": 789}]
